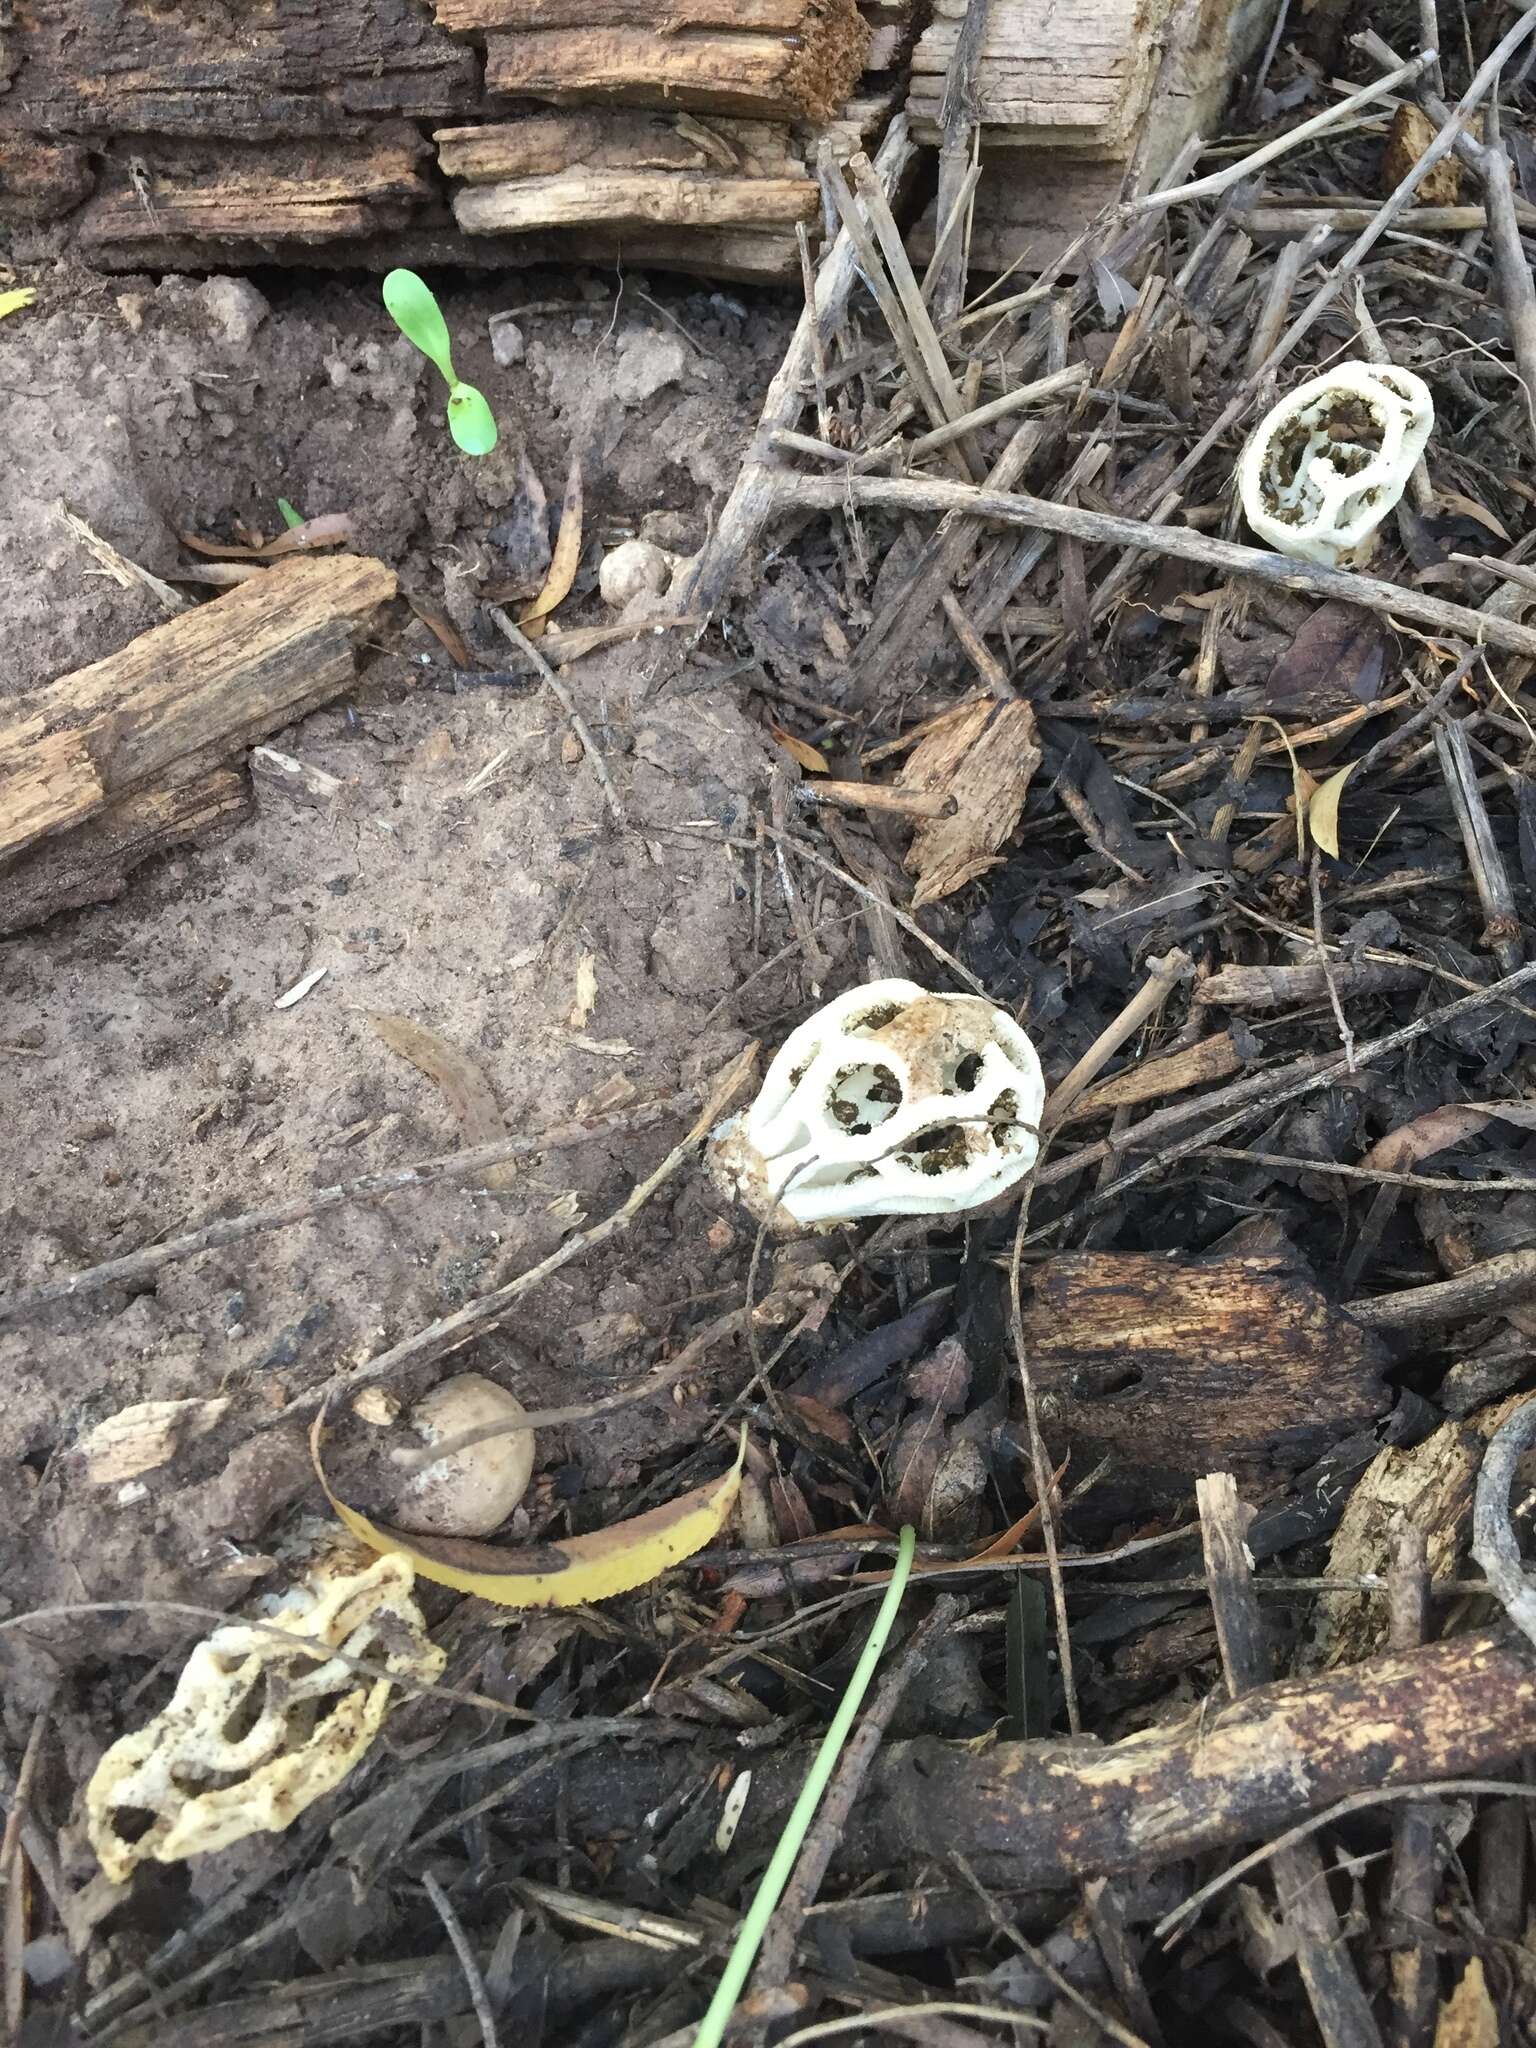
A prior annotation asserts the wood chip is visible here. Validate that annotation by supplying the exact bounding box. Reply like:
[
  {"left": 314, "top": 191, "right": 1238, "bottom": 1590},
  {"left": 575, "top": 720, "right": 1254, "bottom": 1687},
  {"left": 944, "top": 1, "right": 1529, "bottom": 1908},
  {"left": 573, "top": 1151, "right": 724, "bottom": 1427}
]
[{"left": 896, "top": 697, "right": 1040, "bottom": 906}]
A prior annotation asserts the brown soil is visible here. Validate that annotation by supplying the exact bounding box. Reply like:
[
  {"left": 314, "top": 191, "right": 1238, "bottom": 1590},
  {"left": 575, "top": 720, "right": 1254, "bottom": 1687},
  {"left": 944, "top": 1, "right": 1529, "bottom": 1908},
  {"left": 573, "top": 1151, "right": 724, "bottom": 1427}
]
[{"left": 0, "top": 261, "right": 817, "bottom": 1653}]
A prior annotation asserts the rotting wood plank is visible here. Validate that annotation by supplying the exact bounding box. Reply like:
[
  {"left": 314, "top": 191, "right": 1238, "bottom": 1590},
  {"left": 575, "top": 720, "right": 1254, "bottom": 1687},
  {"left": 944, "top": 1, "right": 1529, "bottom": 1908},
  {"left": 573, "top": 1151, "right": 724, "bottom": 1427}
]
[
  {"left": 0, "top": 555, "right": 396, "bottom": 866},
  {"left": 484, "top": 8, "right": 870, "bottom": 122},
  {"left": 0, "top": 0, "right": 479, "bottom": 141},
  {"left": 455, "top": 169, "right": 818, "bottom": 234}
]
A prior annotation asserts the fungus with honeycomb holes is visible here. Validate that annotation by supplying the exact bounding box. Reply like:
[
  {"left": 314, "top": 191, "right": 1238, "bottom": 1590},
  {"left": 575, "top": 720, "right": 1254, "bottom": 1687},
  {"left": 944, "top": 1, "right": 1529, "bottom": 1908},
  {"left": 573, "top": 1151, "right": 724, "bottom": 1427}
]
[
  {"left": 1237, "top": 360, "right": 1434, "bottom": 569},
  {"left": 707, "top": 978, "right": 1045, "bottom": 1228},
  {"left": 84, "top": 1549, "right": 444, "bottom": 1883}
]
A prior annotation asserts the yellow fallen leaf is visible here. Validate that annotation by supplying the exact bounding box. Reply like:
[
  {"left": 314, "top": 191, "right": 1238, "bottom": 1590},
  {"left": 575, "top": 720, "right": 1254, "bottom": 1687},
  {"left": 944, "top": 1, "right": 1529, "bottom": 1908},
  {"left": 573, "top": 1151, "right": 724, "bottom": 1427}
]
[
  {"left": 0, "top": 287, "right": 37, "bottom": 323},
  {"left": 519, "top": 450, "right": 582, "bottom": 640},
  {"left": 771, "top": 724, "right": 829, "bottom": 775},
  {"left": 313, "top": 1414, "right": 746, "bottom": 1609},
  {"left": 1308, "top": 760, "right": 1358, "bottom": 859}
]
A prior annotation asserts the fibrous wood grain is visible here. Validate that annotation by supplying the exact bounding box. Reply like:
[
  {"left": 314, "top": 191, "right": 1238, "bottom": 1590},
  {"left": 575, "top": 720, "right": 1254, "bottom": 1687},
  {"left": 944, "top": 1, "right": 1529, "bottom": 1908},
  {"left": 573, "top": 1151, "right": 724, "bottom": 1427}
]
[
  {"left": 0, "top": 555, "right": 396, "bottom": 867},
  {"left": 455, "top": 168, "right": 817, "bottom": 232},
  {"left": 484, "top": 3, "right": 870, "bottom": 122},
  {"left": 1020, "top": 1251, "right": 1391, "bottom": 1482}
]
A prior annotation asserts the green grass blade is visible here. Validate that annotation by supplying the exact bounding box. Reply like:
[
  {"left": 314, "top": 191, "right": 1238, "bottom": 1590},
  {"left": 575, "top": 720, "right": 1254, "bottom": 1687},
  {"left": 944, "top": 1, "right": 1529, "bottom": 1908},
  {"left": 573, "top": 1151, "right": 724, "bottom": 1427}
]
[
  {"left": 691, "top": 1525, "right": 917, "bottom": 2048},
  {"left": 382, "top": 267, "right": 456, "bottom": 387}
]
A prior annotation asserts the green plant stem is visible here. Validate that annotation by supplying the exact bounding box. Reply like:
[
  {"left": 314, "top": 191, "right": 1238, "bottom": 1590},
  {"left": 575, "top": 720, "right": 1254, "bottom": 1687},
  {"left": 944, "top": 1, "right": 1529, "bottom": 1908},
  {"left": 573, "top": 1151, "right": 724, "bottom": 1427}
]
[{"left": 691, "top": 1524, "right": 917, "bottom": 2048}]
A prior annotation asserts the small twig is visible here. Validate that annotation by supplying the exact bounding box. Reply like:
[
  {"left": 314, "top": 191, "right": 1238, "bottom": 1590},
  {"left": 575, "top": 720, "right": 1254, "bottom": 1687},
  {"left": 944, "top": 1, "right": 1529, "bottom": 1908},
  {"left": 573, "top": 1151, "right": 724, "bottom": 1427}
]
[
  {"left": 293, "top": 1043, "right": 757, "bottom": 1412},
  {"left": 0, "top": 1089, "right": 697, "bottom": 1325},
  {"left": 777, "top": 472, "right": 1536, "bottom": 662},
  {"left": 751, "top": 1595, "right": 962, "bottom": 1997},
  {"left": 1043, "top": 949, "right": 1192, "bottom": 1128},
  {"left": 422, "top": 1872, "right": 499, "bottom": 2048},
  {"left": 487, "top": 607, "right": 623, "bottom": 822},
  {"left": 1471, "top": 1396, "right": 1536, "bottom": 1653},
  {"left": 1309, "top": 854, "right": 1356, "bottom": 1070},
  {"left": 1435, "top": 713, "right": 1525, "bottom": 974},
  {"left": 1348, "top": 1249, "right": 1536, "bottom": 1330},
  {"left": 952, "top": 1855, "right": 1150, "bottom": 2048}
]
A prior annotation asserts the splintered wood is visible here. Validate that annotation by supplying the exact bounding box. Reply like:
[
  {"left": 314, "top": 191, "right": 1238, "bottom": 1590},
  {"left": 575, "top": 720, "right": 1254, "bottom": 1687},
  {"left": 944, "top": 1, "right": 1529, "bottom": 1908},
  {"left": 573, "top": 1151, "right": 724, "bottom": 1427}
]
[
  {"left": 0, "top": 0, "right": 905, "bottom": 280},
  {"left": 0, "top": 555, "right": 396, "bottom": 932},
  {"left": 896, "top": 698, "right": 1040, "bottom": 906}
]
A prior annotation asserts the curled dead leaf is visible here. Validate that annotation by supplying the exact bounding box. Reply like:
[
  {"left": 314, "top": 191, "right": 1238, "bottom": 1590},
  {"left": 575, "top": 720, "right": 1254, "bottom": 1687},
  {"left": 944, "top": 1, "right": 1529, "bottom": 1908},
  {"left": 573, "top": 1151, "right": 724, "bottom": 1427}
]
[
  {"left": 371, "top": 1013, "right": 514, "bottom": 1189},
  {"left": 1307, "top": 759, "right": 1358, "bottom": 859},
  {"left": 312, "top": 1413, "right": 746, "bottom": 1609},
  {"left": 520, "top": 450, "right": 583, "bottom": 639}
]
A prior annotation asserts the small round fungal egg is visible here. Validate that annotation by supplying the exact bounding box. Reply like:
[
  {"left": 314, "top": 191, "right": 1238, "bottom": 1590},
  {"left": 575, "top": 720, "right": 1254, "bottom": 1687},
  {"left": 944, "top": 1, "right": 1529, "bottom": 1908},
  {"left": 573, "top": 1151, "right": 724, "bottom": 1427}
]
[
  {"left": 393, "top": 1372, "right": 534, "bottom": 1538},
  {"left": 599, "top": 538, "right": 673, "bottom": 610}
]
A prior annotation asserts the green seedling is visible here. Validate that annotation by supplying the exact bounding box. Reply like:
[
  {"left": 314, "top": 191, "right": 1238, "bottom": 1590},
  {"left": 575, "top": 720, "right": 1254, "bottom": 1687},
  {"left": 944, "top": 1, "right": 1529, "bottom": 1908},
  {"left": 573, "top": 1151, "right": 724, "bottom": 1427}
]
[
  {"left": 382, "top": 267, "right": 497, "bottom": 457},
  {"left": 276, "top": 497, "right": 304, "bottom": 530}
]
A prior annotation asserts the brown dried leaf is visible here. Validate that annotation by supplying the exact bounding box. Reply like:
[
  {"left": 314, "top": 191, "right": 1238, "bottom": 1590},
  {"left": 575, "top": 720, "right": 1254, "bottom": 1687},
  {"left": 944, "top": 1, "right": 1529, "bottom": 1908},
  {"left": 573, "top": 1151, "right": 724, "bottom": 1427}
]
[
  {"left": 905, "top": 1335, "right": 971, "bottom": 1414},
  {"left": 1308, "top": 759, "right": 1358, "bottom": 858},
  {"left": 770, "top": 724, "right": 829, "bottom": 774},
  {"left": 371, "top": 1013, "right": 514, "bottom": 1188},
  {"left": 1266, "top": 600, "right": 1386, "bottom": 708},
  {"left": 898, "top": 698, "right": 1040, "bottom": 907},
  {"left": 519, "top": 450, "right": 582, "bottom": 639},
  {"left": 1433, "top": 1960, "right": 1498, "bottom": 2048},
  {"left": 889, "top": 1408, "right": 947, "bottom": 1533}
]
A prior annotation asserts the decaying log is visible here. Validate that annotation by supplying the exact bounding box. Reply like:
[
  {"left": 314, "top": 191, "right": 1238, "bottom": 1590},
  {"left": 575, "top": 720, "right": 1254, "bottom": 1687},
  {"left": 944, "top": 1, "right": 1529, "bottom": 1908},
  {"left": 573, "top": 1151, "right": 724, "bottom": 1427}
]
[
  {"left": 0, "top": 132, "right": 94, "bottom": 222},
  {"left": 482, "top": 1628, "right": 1536, "bottom": 1890},
  {"left": 0, "top": 556, "right": 396, "bottom": 889},
  {"left": 78, "top": 130, "right": 434, "bottom": 253},
  {"left": 908, "top": 0, "right": 1281, "bottom": 272},
  {"left": 1019, "top": 1252, "right": 1391, "bottom": 1485},
  {"left": 0, "top": 771, "right": 250, "bottom": 938},
  {"left": 0, "top": 0, "right": 480, "bottom": 140},
  {"left": 478, "top": 0, "right": 871, "bottom": 122}
]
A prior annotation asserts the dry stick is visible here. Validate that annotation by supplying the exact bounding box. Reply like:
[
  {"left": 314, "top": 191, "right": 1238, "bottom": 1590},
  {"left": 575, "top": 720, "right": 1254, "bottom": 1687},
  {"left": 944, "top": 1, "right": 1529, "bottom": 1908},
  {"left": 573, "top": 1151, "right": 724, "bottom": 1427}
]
[
  {"left": 486, "top": 608, "right": 623, "bottom": 823},
  {"left": 1385, "top": 1527, "right": 1440, "bottom": 2048},
  {"left": 776, "top": 474, "right": 1536, "bottom": 661},
  {"left": 1043, "top": 949, "right": 1192, "bottom": 1129},
  {"left": 1032, "top": 958, "right": 1536, "bottom": 1233},
  {"left": 389, "top": 1302, "right": 755, "bottom": 1474},
  {"left": 1471, "top": 1395, "right": 1536, "bottom": 1654},
  {"left": 422, "top": 1872, "right": 499, "bottom": 2048},
  {"left": 1197, "top": 1474, "right": 1383, "bottom": 2048},
  {"left": 1347, "top": 1248, "right": 1536, "bottom": 1330},
  {"left": 1134, "top": 51, "right": 1435, "bottom": 216},
  {"left": 0, "top": 1089, "right": 697, "bottom": 1325},
  {"left": 288, "top": 1043, "right": 758, "bottom": 1414},
  {"left": 750, "top": 1595, "right": 963, "bottom": 2000},
  {"left": 679, "top": 115, "right": 914, "bottom": 620},
  {"left": 1132, "top": 6, "right": 1536, "bottom": 521},
  {"left": 906, "top": 363, "right": 1088, "bottom": 460},
  {"left": 768, "top": 827, "right": 989, "bottom": 998},
  {"left": 930, "top": 0, "right": 991, "bottom": 324},
  {"left": 1435, "top": 716, "right": 1524, "bottom": 975}
]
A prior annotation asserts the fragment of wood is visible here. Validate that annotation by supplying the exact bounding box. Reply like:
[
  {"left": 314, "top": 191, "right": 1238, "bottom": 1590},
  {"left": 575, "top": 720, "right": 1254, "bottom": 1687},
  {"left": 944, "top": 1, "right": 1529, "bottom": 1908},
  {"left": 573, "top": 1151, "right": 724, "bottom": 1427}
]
[
  {"left": 1306, "top": 1420, "right": 1482, "bottom": 1672},
  {"left": 0, "top": 769, "right": 250, "bottom": 937},
  {"left": 1198, "top": 1474, "right": 1383, "bottom": 2048},
  {"left": 1019, "top": 1252, "right": 1391, "bottom": 1484},
  {"left": 897, "top": 697, "right": 1040, "bottom": 906},
  {"left": 1239, "top": 201, "right": 1535, "bottom": 236},
  {"left": 908, "top": 0, "right": 1281, "bottom": 272},
  {"left": 436, "top": 109, "right": 808, "bottom": 182},
  {"left": 0, "top": 556, "right": 396, "bottom": 865},
  {"left": 0, "top": 0, "right": 480, "bottom": 139},
  {"left": 483, "top": 3, "right": 870, "bottom": 122},
  {"left": 78, "top": 130, "right": 433, "bottom": 252},
  {"left": 1197, "top": 961, "right": 1424, "bottom": 1010},
  {"left": 929, "top": 0, "right": 993, "bottom": 325},
  {"left": 466, "top": 1628, "right": 1536, "bottom": 1891},
  {"left": 250, "top": 747, "right": 344, "bottom": 807},
  {"left": 455, "top": 168, "right": 817, "bottom": 233},
  {"left": 1347, "top": 1250, "right": 1536, "bottom": 1332},
  {"left": 435, "top": 0, "right": 810, "bottom": 25},
  {"left": 1435, "top": 717, "right": 1525, "bottom": 975},
  {"left": 0, "top": 131, "right": 93, "bottom": 222},
  {"left": 1062, "top": 1030, "right": 1244, "bottom": 1124}
]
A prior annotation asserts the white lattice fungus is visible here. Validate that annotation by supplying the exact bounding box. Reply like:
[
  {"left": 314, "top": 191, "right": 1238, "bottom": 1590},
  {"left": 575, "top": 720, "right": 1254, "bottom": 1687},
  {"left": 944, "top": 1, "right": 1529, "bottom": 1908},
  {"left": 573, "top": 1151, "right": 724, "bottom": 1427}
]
[
  {"left": 1238, "top": 361, "right": 1434, "bottom": 568},
  {"left": 709, "top": 979, "right": 1045, "bottom": 1228},
  {"left": 85, "top": 1550, "right": 444, "bottom": 1883}
]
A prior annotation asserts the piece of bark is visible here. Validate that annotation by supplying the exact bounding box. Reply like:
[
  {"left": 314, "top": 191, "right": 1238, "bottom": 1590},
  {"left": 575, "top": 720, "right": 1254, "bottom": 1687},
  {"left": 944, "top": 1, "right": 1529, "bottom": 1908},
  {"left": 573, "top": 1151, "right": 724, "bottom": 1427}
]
[
  {"left": 1062, "top": 1030, "right": 1244, "bottom": 1124},
  {"left": 437, "top": 0, "right": 814, "bottom": 25},
  {"left": 0, "top": 0, "right": 480, "bottom": 140},
  {"left": 0, "top": 555, "right": 396, "bottom": 866},
  {"left": 438, "top": 109, "right": 807, "bottom": 182},
  {"left": 79, "top": 130, "right": 433, "bottom": 251},
  {"left": 0, "top": 769, "right": 250, "bottom": 936},
  {"left": 459, "top": 1628, "right": 1536, "bottom": 1890},
  {"left": 898, "top": 697, "right": 1040, "bottom": 906},
  {"left": 483, "top": 6, "right": 870, "bottom": 122},
  {"left": 0, "top": 132, "right": 94, "bottom": 222},
  {"left": 455, "top": 168, "right": 817, "bottom": 233},
  {"left": 1196, "top": 961, "right": 1424, "bottom": 1009},
  {"left": 1019, "top": 1251, "right": 1391, "bottom": 1485}
]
